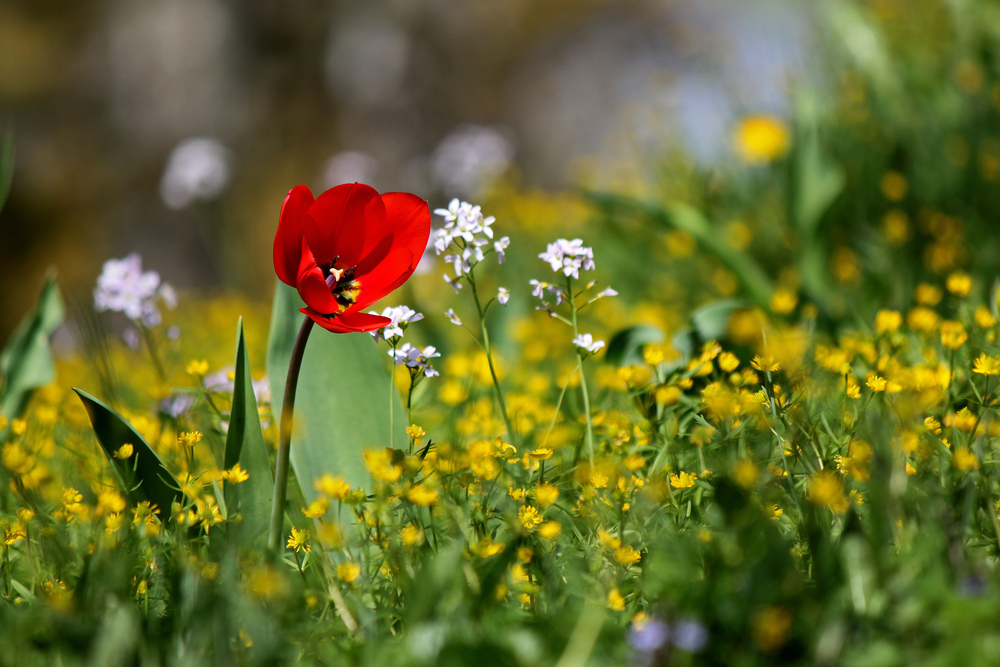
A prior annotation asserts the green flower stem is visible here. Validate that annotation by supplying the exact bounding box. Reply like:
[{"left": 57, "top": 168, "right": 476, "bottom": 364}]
[
  {"left": 138, "top": 321, "right": 166, "bottom": 383},
  {"left": 567, "top": 276, "right": 595, "bottom": 465},
  {"left": 389, "top": 340, "right": 397, "bottom": 450},
  {"left": 268, "top": 316, "right": 315, "bottom": 555},
  {"left": 466, "top": 271, "right": 515, "bottom": 446}
]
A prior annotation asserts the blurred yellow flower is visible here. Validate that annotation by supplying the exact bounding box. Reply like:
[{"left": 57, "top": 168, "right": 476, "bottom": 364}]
[
  {"left": 337, "top": 562, "right": 361, "bottom": 583},
  {"left": 734, "top": 115, "right": 790, "bottom": 163}
]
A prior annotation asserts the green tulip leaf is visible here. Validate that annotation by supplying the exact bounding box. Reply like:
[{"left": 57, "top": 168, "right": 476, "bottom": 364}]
[
  {"left": 223, "top": 318, "right": 274, "bottom": 546},
  {"left": 266, "top": 281, "right": 408, "bottom": 502},
  {"left": 1, "top": 272, "right": 65, "bottom": 420},
  {"left": 604, "top": 325, "right": 664, "bottom": 367},
  {"left": 73, "top": 387, "right": 183, "bottom": 513}
]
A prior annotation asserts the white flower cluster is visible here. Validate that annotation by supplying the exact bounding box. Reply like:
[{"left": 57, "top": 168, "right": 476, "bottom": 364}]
[
  {"left": 368, "top": 305, "right": 424, "bottom": 343},
  {"left": 572, "top": 333, "right": 605, "bottom": 355},
  {"left": 432, "top": 199, "right": 509, "bottom": 293},
  {"left": 390, "top": 343, "right": 440, "bottom": 377},
  {"left": 94, "top": 253, "right": 177, "bottom": 326},
  {"left": 539, "top": 238, "right": 595, "bottom": 279}
]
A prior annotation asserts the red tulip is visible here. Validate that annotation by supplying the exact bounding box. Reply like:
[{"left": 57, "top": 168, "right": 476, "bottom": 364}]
[{"left": 273, "top": 183, "right": 431, "bottom": 333}]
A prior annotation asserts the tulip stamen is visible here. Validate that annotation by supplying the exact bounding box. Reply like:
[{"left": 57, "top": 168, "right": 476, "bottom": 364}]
[{"left": 319, "top": 259, "right": 361, "bottom": 314}]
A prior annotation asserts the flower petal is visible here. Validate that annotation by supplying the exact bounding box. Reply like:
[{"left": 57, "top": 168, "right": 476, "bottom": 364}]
[
  {"left": 273, "top": 185, "right": 314, "bottom": 286},
  {"left": 354, "top": 192, "right": 430, "bottom": 277},
  {"left": 296, "top": 239, "right": 339, "bottom": 315},
  {"left": 350, "top": 248, "right": 415, "bottom": 311},
  {"left": 304, "top": 183, "right": 385, "bottom": 268},
  {"left": 301, "top": 308, "right": 390, "bottom": 333}
]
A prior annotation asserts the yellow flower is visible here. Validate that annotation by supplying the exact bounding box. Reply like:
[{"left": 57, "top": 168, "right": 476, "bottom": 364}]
[
  {"left": 608, "top": 588, "right": 626, "bottom": 611},
  {"left": 946, "top": 270, "right": 971, "bottom": 297},
  {"left": 915, "top": 283, "right": 943, "bottom": 306},
  {"left": 337, "top": 562, "right": 361, "bottom": 583},
  {"left": 973, "top": 353, "right": 1000, "bottom": 376},
  {"left": 734, "top": 115, "right": 790, "bottom": 163},
  {"left": 518, "top": 505, "right": 543, "bottom": 532},
  {"left": 314, "top": 474, "right": 351, "bottom": 500},
  {"left": 186, "top": 360, "right": 210, "bottom": 376},
  {"left": 406, "top": 484, "right": 439, "bottom": 507},
  {"left": 753, "top": 606, "right": 793, "bottom": 653},
  {"left": 808, "top": 471, "right": 849, "bottom": 513},
  {"left": 2, "top": 443, "right": 36, "bottom": 476},
  {"left": 975, "top": 306, "right": 996, "bottom": 329},
  {"left": 907, "top": 306, "right": 940, "bottom": 334},
  {"left": 875, "top": 310, "right": 902, "bottom": 335},
  {"left": 537, "top": 521, "right": 562, "bottom": 540},
  {"left": 400, "top": 524, "right": 424, "bottom": 546},
  {"left": 114, "top": 443, "right": 134, "bottom": 459},
  {"left": 733, "top": 459, "right": 759, "bottom": 490},
  {"left": 866, "top": 375, "right": 887, "bottom": 392},
  {"left": 770, "top": 288, "right": 798, "bottom": 315},
  {"left": 508, "top": 487, "right": 526, "bottom": 501},
  {"left": 286, "top": 527, "right": 311, "bottom": 553},
  {"left": 178, "top": 431, "right": 203, "bottom": 448},
  {"left": 717, "top": 352, "right": 740, "bottom": 372},
  {"left": 224, "top": 463, "right": 249, "bottom": 484},
  {"left": 751, "top": 355, "right": 780, "bottom": 373},
  {"left": 654, "top": 386, "right": 681, "bottom": 407},
  {"left": 363, "top": 449, "right": 403, "bottom": 483},
  {"left": 880, "top": 171, "right": 908, "bottom": 201},
  {"left": 924, "top": 416, "right": 943, "bottom": 434},
  {"left": 953, "top": 447, "right": 980, "bottom": 471},
  {"left": 528, "top": 448, "right": 553, "bottom": 461},
  {"left": 669, "top": 471, "right": 698, "bottom": 489},
  {"left": 17, "top": 508, "right": 34, "bottom": 523},
  {"left": 535, "top": 483, "right": 559, "bottom": 509},
  {"left": 406, "top": 424, "right": 425, "bottom": 440},
  {"left": 614, "top": 545, "right": 641, "bottom": 566},
  {"left": 302, "top": 497, "right": 330, "bottom": 519},
  {"left": 940, "top": 321, "right": 968, "bottom": 350}
]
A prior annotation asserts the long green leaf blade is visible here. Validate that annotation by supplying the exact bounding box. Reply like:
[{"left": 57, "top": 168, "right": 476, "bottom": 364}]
[
  {"left": 73, "top": 387, "right": 183, "bottom": 513},
  {"left": 0, "top": 272, "right": 64, "bottom": 420},
  {"left": 224, "top": 317, "right": 274, "bottom": 546},
  {"left": 266, "top": 281, "right": 407, "bottom": 502}
]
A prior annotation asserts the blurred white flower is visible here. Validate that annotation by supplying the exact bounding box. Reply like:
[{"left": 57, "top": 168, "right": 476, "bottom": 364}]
[
  {"left": 431, "top": 125, "right": 514, "bottom": 198},
  {"left": 497, "top": 287, "right": 510, "bottom": 305},
  {"left": 572, "top": 333, "right": 605, "bottom": 354},
  {"left": 160, "top": 137, "right": 230, "bottom": 209},
  {"left": 444, "top": 309, "right": 463, "bottom": 326},
  {"left": 94, "top": 253, "right": 176, "bottom": 326}
]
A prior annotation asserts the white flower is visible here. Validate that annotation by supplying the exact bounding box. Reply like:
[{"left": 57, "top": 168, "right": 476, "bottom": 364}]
[
  {"left": 94, "top": 253, "right": 176, "bottom": 326},
  {"left": 538, "top": 238, "right": 595, "bottom": 279},
  {"left": 368, "top": 305, "right": 424, "bottom": 342},
  {"left": 390, "top": 343, "right": 441, "bottom": 377},
  {"left": 159, "top": 137, "right": 230, "bottom": 210},
  {"left": 572, "top": 333, "right": 605, "bottom": 355},
  {"left": 430, "top": 124, "right": 514, "bottom": 198},
  {"left": 443, "top": 273, "right": 463, "bottom": 293},
  {"left": 444, "top": 309, "right": 463, "bottom": 326},
  {"left": 497, "top": 287, "right": 510, "bottom": 305},
  {"left": 529, "top": 279, "right": 547, "bottom": 299},
  {"left": 494, "top": 236, "right": 510, "bottom": 264},
  {"left": 596, "top": 286, "right": 618, "bottom": 299}
]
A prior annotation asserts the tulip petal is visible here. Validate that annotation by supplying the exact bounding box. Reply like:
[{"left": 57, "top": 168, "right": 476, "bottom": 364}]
[
  {"left": 354, "top": 192, "right": 430, "bottom": 277},
  {"left": 296, "top": 240, "right": 339, "bottom": 315},
  {"left": 301, "top": 308, "right": 390, "bottom": 333},
  {"left": 273, "top": 185, "right": 315, "bottom": 286},
  {"left": 304, "top": 183, "right": 385, "bottom": 267},
  {"left": 351, "top": 248, "right": 415, "bottom": 311}
]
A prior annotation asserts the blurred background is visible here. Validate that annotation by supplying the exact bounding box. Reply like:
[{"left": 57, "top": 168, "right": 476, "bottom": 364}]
[{"left": 0, "top": 0, "right": 809, "bottom": 341}]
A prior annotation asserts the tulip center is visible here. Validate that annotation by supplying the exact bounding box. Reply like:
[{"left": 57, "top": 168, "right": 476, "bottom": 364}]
[{"left": 320, "top": 256, "right": 361, "bottom": 313}]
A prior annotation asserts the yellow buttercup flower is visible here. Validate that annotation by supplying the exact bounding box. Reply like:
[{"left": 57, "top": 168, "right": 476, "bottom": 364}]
[{"left": 973, "top": 353, "right": 1000, "bottom": 376}]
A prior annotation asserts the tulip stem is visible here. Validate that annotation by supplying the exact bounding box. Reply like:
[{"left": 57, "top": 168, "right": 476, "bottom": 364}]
[{"left": 268, "top": 316, "right": 315, "bottom": 555}]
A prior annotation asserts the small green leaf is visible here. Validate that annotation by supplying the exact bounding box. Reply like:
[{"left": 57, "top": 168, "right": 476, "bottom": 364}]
[
  {"left": 604, "top": 325, "right": 664, "bottom": 367},
  {"left": 1, "top": 272, "right": 64, "bottom": 420},
  {"left": 266, "top": 281, "right": 407, "bottom": 502},
  {"left": 73, "top": 387, "right": 183, "bottom": 513},
  {"left": 0, "top": 130, "right": 13, "bottom": 214},
  {"left": 223, "top": 317, "right": 274, "bottom": 545},
  {"left": 691, "top": 298, "right": 748, "bottom": 342}
]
